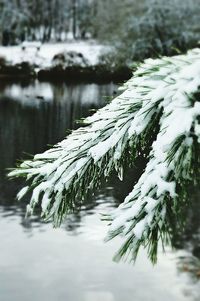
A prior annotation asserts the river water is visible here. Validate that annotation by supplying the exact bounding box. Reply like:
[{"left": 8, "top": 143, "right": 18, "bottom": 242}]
[{"left": 0, "top": 80, "right": 200, "bottom": 301}]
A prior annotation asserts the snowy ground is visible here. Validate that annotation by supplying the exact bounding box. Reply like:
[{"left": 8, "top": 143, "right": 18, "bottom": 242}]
[{"left": 0, "top": 40, "right": 107, "bottom": 68}]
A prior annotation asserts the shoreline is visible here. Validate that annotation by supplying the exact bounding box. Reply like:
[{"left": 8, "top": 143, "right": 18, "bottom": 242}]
[
  {"left": 0, "top": 62, "right": 132, "bottom": 83},
  {"left": 0, "top": 42, "right": 132, "bottom": 83}
]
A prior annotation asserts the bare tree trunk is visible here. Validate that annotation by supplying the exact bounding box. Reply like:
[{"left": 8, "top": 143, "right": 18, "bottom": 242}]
[{"left": 72, "top": 0, "right": 77, "bottom": 39}]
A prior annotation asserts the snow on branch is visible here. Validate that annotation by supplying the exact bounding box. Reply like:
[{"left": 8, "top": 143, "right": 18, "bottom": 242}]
[{"left": 8, "top": 49, "right": 200, "bottom": 262}]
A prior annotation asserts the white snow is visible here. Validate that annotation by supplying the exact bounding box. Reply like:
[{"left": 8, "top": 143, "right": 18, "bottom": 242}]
[
  {"left": 0, "top": 40, "right": 108, "bottom": 68},
  {"left": 107, "top": 49, "right": 200, "bottom": 243}
]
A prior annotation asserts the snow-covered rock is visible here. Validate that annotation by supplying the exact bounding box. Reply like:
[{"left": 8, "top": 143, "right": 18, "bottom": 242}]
[{"left": 52, "top": 51, "right": 89, "bottom": 68}]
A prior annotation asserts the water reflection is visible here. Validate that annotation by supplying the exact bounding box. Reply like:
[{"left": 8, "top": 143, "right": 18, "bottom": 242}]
[
  {"left": 0, "top": 81, "right": 116, "bottom": 170},
  {"left": 0, "top": 81, "right": 200, "bottom": 301},
  {"left": 0, "top": 80, "right": 117, "bottom": 204}
]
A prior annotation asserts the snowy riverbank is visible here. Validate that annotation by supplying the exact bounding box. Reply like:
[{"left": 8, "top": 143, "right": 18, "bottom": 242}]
[
  {"left": 0, "top": 41, "right": 106, "bottom": 68},
  {"left": 0, "top": 41, "right": 132, "bottom": 82}
]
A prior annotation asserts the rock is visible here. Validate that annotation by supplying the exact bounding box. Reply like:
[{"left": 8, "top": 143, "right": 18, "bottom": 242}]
[
  {"left": 52, "top": 51, "right": 89, "bottom": 68},
  {"left": 0, "top": 61, "right": 36, "bottom": 79},
  {"left": 38, "top": 64, "right": 132, "bottom": 83},
  {"left": 0, "top": 55, "right": 7, "bottom": 66}
]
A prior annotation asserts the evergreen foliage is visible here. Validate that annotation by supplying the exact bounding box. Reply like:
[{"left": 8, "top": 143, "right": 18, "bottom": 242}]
[{"left": 9, "top": 49, "right": 200, "bottom": 262}]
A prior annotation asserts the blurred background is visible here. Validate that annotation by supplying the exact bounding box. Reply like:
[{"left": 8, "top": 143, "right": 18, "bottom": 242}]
[
  {"left": 0, "top": 0, "right": 199, "bottom": 77},
  {"left": 0, "top": 1, "right": 200, "bottom": 301},
  {"left": 0, "top": 0, "right": 200, "bottom": 58}
]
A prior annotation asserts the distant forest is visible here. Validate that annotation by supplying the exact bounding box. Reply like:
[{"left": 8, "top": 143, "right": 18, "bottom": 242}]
[{"left": 0, "top": 0, "right": 199, "bottom": 60}]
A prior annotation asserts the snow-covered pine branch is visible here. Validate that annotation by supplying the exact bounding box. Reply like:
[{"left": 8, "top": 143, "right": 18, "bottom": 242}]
[{"left": 8, "top": 49, "right": 200, "bottom": 262}]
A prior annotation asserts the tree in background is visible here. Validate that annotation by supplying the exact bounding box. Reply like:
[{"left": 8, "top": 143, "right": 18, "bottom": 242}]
[
  {"left": 93, "top": 0, "right": 200, "bottom": 62},
  {"left": 0, "top": 0, "right": 199, "bottom": 50},
  {"left": 0, "top": 0, "right": 71, "bottom": 44}
]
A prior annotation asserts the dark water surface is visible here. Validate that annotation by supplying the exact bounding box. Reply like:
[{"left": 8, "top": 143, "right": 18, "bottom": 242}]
[{"left": 0, "top": 80, "right": 200, "bottom": 301}]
